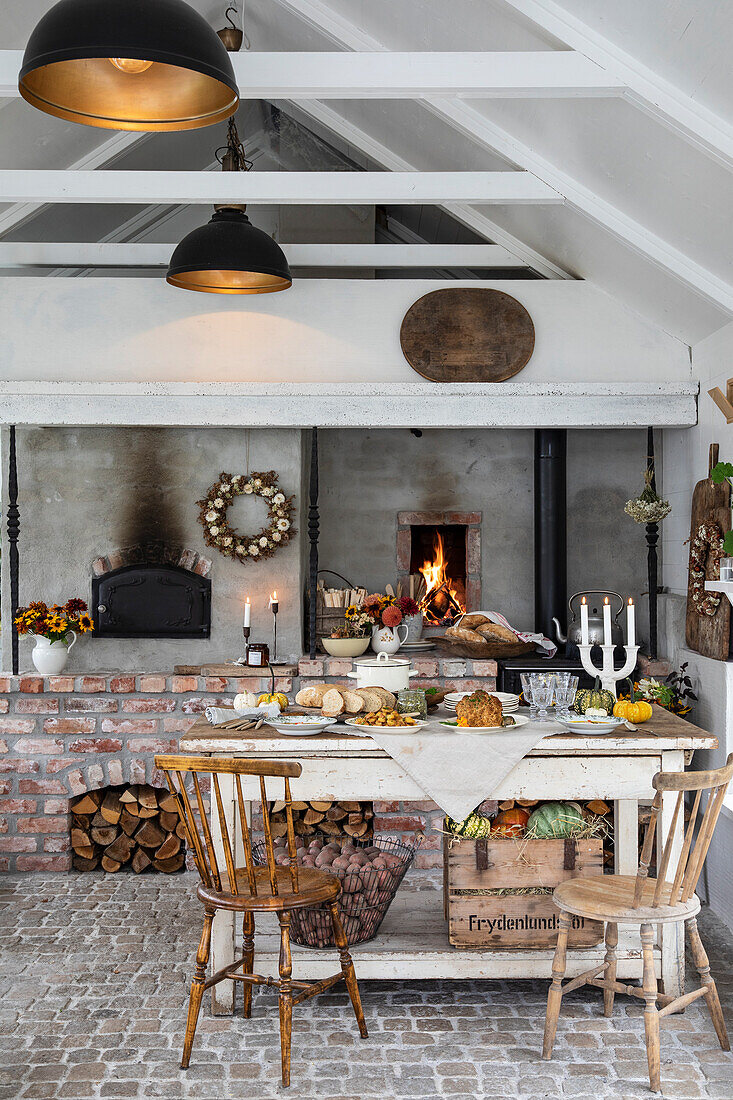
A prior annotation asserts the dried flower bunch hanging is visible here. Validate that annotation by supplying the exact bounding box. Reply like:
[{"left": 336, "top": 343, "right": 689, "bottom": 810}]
[
  {"left": 197, "top": 471, "right": 295, "bottom": 563},
  {"left": 624, "top": 466, "right": 672, "bottom": 524}
]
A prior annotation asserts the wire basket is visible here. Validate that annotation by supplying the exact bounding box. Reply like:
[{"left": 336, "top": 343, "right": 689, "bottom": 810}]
[{"left": 252, "top": 834, "right": 421, "bottom": 948}]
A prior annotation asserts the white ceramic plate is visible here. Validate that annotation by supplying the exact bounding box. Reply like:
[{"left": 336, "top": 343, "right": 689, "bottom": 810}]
[
  {"left": 269, "top": 715, "right": 338, "bottom": 736},
  {"left": 343, "top": 717, "right": 429, "bottom": 732},
  {"left": 558, "top": 715, "right": 625, "bottom": 735},
  {"left": 439, "top": 714, "right": 530, "bottom": 733},
  {"left": 444, "top": 690, "right": 519, "bottom": 704},
  {"left": 401, "top": 641, "right": 436, "bottom": 650}
]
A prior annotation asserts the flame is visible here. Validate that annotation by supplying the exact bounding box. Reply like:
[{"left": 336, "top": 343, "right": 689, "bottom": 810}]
[{"left": 418, "top": 531, "right": 464, "bottom": 620}]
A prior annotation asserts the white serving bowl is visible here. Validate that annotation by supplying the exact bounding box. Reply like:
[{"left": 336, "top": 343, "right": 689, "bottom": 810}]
[{"left": 320, "top": 636, "right": 370, "bottom": 657}]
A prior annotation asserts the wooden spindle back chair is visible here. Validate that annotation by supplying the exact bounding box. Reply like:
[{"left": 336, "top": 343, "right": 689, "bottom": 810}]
[
  {"left": 543, "top": 753, "right": 733, "bottom": 1094},
  {"left": 155, "top": 754, "right": 368, "bottom": 1087}
]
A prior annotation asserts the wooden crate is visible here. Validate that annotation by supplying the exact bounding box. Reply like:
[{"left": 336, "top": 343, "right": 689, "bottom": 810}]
[{"left": 444, "top": 835, "right": 605, "bottom": 949}]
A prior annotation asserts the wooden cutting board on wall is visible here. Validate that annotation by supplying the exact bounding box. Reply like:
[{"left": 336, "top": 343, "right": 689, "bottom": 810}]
[
  {"left": 399, "top": 287, "right": 535, "bottom": 382},
  {"left": 685, "top": 444, "right": 731, "bottom": 660}
]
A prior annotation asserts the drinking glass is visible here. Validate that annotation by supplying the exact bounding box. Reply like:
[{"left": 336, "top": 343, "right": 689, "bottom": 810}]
[
  {"left": 520, "top": 673, "right": 538, "bottom": 719},
  {"left": 553, "top": 672, "right": 579, "bottom": 720},
  {"left": 528, "top": 672, "right": 556, "bottom": 720}
]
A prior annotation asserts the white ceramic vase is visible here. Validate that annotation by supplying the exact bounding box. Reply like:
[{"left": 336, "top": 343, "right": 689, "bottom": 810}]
[
  {"left": 31, "top": 632, "right": 76, "bottom": 675},
  {"left": 370, "top": 623, "right": 408, "bottom": 655}
]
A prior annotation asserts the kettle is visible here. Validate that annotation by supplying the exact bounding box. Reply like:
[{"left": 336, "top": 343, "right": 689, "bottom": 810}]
[{"left": 552, "top": 591, "right": 625, "bottom": 647}]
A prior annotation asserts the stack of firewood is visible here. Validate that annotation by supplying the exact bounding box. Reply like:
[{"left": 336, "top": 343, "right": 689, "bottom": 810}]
[
  {"left": 269, "top": 800, "right": 373, "bottom": 841},
  {"left": 71, "top": 784, "right": 187, "bottom": 873}
]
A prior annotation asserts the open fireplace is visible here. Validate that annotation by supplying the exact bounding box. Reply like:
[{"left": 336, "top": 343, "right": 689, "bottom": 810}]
[{"left": 396, "top": 510, "right": 481, "bottom": 625}]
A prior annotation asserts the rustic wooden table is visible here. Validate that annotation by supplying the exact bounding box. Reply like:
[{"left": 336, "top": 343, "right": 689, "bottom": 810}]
[{"left": 181, "top": 705, "right": 716, "bottom": 1014}]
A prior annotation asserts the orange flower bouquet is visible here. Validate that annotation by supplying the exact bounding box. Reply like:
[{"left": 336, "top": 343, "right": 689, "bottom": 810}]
[{"left": 14, "top": 598, "right": 93, "bottom": 675}]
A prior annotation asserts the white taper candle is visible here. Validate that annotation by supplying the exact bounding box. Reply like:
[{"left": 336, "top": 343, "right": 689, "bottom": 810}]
[
  {"left": 627, "top": 598, "right": 635, "bottom": 647},
  {"left": 603, "top": 597, "right": 612, "bottom": 646},
  {"left": 580, "top": 597, "right": 589, "bottom": 646}
]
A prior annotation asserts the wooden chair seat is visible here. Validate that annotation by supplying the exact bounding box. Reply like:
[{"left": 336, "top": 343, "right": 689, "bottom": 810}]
[
  {"left": 553, "top": 874, "right": 701, "bottom": 925},
  {"left": 543, "top": 753, "right": 733, "bottom": 1094},
  {"left": 197, "top": 865, "right": 341, "bottom": 912}
]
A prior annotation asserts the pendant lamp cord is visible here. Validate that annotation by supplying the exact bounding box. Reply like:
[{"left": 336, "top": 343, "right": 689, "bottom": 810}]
[{"left": 216, "top": 118, "right": 252, "bottom": 173}]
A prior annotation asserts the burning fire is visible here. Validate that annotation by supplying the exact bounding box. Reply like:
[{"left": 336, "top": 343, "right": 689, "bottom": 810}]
[{"left": 418, "top": 531, "right": 465, "bottom": 624}]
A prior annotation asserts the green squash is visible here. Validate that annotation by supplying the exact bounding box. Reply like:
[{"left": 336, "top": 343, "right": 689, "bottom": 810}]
[
  {"left": 573, "top": 685, "right": 615, "bottom": 715},
  {"left": 526, "top": 801, "right": 585, "bottom": 839},
  {"left": 445, "top": 812, "right": 493, "bottom": 839}
]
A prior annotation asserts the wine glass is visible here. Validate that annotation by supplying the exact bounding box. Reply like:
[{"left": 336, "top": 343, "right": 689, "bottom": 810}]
[
  {"left": 553, "top": 672, "right": 579, "bottom": 721},
  {"left": 528, "top": 672, "right": 556, "bottom": 721},
  {"left": 520, "top": 673, "right": 538, "bottom": 719}
]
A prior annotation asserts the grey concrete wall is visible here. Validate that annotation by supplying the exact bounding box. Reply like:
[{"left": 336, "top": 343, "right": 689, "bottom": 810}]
[
  {"left": 316, "top": 428, "right": 651, "bottom": 646},
  {"left": 3, "top": 427, "right": 304, "bottom": 672}
]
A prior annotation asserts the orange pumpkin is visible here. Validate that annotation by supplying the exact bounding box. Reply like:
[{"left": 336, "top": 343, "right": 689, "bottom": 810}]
[{"left": 491, "top": 807, "right": 530, "bottom": 838}]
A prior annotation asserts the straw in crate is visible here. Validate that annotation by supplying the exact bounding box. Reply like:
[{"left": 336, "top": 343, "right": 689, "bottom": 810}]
[{"left": 254, "top": 834, "right": 421, "bottom": 947}]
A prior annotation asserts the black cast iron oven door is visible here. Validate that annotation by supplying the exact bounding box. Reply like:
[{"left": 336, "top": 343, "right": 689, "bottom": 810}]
[{"left": 92, "top": 563, "right": 211, "bottom": 638}]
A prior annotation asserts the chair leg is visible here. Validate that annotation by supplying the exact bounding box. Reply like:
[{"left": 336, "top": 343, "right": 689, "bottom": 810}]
[
  {"left": 542, "top": 912, "right": 571, "bottom": 1060},
  {"left": 603, "top": 921, "right": 619, "bottom": 1017},
  {"left": 640, "top": 923, "right": 661, "bottom": 1094},
  {"left": 181, "top": 906, "right": 215, "bottom": 1070},
  {"left": 330, "top": 903, "right": 368, "bottom": 1039},
  {"left": 278, "top": 912, "right": 293, "bottom": 1088},
  {"left": 242, "top": 912, "right": 255, "bottom": 1019},
  {"left": 687, "top": 917, "right": 730, "bottom": 1051}
]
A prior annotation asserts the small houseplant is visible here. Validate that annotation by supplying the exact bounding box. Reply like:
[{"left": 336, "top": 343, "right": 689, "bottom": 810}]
[
  {"left": 320, "top": 605, "right": 372, "bottom": 657},
  {"left": 14, "top": 598, "right": 93, "bottom": 674}
]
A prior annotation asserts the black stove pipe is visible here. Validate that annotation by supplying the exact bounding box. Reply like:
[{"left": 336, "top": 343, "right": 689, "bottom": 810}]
[{"left": 534, "top": 429, "right": 567, "bottom": 643}]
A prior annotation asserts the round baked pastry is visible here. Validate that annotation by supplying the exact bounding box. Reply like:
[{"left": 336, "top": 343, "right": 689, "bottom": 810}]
[{"left": 455, "top": 690, "right": 503, "bottom": 727}]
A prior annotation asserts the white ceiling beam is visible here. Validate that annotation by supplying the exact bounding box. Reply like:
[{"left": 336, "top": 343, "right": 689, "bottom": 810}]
[
  {"left": 498, "top": 0, "right": 733, "bottom": 171},
  {"left": 0, "top": 170, "right": 562, "bottom": 205},
  {"left": 285, "top": 99, "right": 572, "bottom": 280},
  {"left": 0, "top": 242, "right": 527, "bottom": 268},
  {"left": 272, "top": 0, "right": 733, "bottom": 314},
  {"left": 0, "top": 131, "right": 148, "bottom": 239},
  {"left": 0, "top": 48, "right": 624, "bottom": 99}
]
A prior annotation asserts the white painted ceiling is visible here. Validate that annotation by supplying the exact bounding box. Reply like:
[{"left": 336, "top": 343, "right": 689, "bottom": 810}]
[{"left": 0, "top": 0, "right": 731, "bottom": 345}]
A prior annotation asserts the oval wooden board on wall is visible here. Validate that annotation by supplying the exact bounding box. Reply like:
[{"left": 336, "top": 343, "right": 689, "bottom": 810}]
[{"left": 400, "top": 287, "right": 535, "bottom": 382}]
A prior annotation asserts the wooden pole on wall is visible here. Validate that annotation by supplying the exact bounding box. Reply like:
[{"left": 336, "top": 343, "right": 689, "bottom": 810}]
[
  {"left": 7, "top": 426, "right": 19, "bottom": 675},
  {"left": 308, "top": 428, "right": 319, "bottom": 660},
  {"left": 646, "top": 425, "right": 659, "bottom": 660}
]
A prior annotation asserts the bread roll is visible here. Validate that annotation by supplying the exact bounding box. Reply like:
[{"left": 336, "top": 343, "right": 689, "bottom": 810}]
[
  {"left": 477, "top": 621, "right": 518, "bottom": 643},
  {"left": 321, "top": 688, "right": 345, "bottom": 717},
  {"left": 460, "top": 613, "right": 490, "bottom": 630},
  {"left": 445, "top": 624, "right": 485, "bottom": 644}
]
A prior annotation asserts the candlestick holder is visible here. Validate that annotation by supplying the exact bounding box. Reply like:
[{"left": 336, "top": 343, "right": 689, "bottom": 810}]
[
  {"left": 242, "top": 624, "right": 250, "bottom": 663},
  {"left": 271, "top": 606, "right": 278, "bottom": 664},
  {"left": 577, "top": 643, "right": 639, "bottom": 698}
]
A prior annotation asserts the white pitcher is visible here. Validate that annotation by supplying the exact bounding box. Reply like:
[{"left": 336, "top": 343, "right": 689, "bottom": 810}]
[
  {"left": 31, "top": 632, "right": 76, "bottom": 675},
  {"left": 370, "top": 623, "right": 408, "bottom": 655}
]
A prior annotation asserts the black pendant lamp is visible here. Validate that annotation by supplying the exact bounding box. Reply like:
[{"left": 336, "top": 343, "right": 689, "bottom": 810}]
[
  {"left": 19, "top": 0, "right": 239, "bottom": 131},
  {"left": 167, "top": 120, "right": 291, "bottom": 295}
]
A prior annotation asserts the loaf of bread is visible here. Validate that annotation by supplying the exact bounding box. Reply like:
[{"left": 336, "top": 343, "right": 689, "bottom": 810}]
[
  {"left": 295, "top": 684, "right": 332, "bottom": 707},
  {"left": 353, "top": 687, "right": 385, "bottom": 712},
  {"left": 445, "top": 624, "right": 485, "bottom": 644},
  {"left": 321, "top": 688, "right": 346, "bottom": 717},
  {"left": 341, "top": 690, "right": 365, "bottom": 714},
  {"left": 459, "top": 613, "right": 490, "bottom": 630},
  {"left": 476, "top": 621, "right": 518, "bottom": 643}
]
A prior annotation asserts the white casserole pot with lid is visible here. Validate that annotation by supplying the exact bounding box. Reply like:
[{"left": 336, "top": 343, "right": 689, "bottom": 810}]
[{"left": 346, "top": 651, "right": 416, "bottom": 692}]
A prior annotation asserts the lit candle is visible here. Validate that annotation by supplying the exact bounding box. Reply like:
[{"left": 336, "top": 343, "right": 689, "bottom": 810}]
[
  {"left": 627, "top": 597, "right": 635, "bottom": 647},
  {"left": 270, "top": 590, "right": 279, "bottom": 614},
  {"left": 580, "top": 597, "right": 589, "bottom": 646},
  {"left": 243, "top": 596, "right": 251, "bottom": 628},
  {"left": 603, "top": 597, "right": 612, "bottom": 646}
]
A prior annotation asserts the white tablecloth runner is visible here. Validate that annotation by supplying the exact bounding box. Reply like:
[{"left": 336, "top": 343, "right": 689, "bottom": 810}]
[{"left": 365, "top": 712, "right": 558, "bottom": 821}]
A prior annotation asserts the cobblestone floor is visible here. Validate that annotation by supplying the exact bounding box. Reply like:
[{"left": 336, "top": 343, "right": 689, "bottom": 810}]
[{"left": 2, "top": 872, "right": 732, "bottom": 1100}]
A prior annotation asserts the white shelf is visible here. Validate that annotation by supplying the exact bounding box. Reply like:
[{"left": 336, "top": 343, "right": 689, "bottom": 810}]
[{"left": 244, "top": 881, "right": 650, "bottom": 983}]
